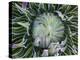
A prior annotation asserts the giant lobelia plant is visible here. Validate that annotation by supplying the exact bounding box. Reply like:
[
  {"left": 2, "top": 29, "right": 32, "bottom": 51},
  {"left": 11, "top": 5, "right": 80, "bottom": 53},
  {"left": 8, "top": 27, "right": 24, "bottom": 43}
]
[{"left": 9, "top": 2, "right": 78, "bottom": 58}]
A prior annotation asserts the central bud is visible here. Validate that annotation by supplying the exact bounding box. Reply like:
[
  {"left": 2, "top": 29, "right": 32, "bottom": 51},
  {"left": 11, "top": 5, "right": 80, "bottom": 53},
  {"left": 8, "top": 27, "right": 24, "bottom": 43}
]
[{"left": 32, "top": 13, "right": 64, "bottom": 49}]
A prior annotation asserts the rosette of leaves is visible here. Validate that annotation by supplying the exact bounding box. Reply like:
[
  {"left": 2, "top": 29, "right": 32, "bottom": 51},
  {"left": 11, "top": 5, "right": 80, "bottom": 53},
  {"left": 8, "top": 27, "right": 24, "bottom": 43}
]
[{"left": 9, "top": 2, "right": 78, "bottom": 58}]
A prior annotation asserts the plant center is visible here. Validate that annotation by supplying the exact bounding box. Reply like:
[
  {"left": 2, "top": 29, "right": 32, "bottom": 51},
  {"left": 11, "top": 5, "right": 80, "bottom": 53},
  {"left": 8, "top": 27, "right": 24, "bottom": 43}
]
[{"left": 32, "top": 13, "right": 64, "bottom": 48}]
